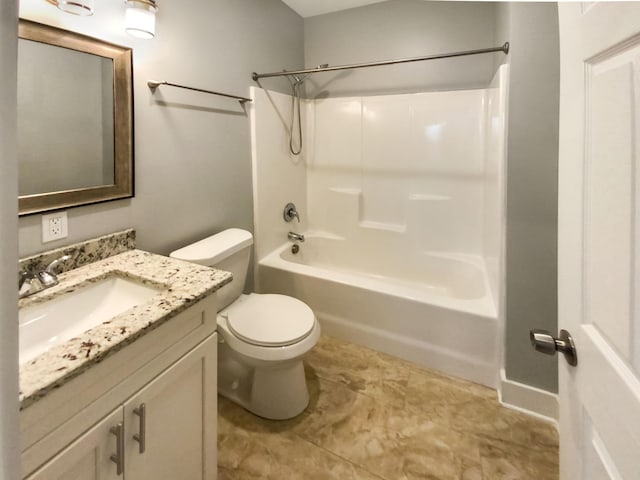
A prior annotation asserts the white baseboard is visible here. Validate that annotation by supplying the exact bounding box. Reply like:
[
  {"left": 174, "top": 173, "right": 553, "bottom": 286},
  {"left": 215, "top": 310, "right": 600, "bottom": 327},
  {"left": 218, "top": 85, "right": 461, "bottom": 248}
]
[{"left": 498, "top": 369, "right": 559, "bottom": 424}]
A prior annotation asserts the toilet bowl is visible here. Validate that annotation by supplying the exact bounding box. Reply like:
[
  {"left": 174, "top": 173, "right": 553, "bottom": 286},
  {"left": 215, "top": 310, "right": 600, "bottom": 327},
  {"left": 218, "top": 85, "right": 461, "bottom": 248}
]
[
  {"left": 218, "top": 293, "right": 320, "bottom": 419},
  {"left": 170, "top": 229, "right": 320, "bottom": 420}
]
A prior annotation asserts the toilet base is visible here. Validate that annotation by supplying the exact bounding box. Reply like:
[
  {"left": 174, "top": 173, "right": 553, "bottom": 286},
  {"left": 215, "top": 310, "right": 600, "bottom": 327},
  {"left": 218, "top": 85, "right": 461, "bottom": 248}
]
[{"left": 218, "top": 341, "right": 310, "bottom": 420}]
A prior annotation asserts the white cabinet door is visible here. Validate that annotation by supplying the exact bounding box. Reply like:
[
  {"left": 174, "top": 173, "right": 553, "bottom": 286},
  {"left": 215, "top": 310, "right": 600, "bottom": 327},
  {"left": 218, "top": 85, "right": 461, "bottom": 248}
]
[
  {"left": 124, "top": 334, "right": 217, "bottom": 480},
  {"left": 558, "top": 3, "right": 640, "bottom": 479},
  {"left": 25, "top": 408, "right": 123, "bottom": 480}
]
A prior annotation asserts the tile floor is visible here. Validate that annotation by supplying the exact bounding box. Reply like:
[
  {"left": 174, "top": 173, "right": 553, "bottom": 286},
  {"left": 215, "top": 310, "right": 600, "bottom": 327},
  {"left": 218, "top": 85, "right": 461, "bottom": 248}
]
[{"left": 218, "top": 335, "right": 559, "bottom": 480}]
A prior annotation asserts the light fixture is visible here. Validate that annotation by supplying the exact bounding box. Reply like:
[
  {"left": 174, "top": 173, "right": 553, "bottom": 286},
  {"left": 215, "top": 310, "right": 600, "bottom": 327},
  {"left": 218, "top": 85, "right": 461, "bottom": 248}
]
[
  {"left": 47, "top": 0, "right": 94, "bottom": 16},
  {"left": 125, "top": 0, "right": 158, "bottom": 39}
]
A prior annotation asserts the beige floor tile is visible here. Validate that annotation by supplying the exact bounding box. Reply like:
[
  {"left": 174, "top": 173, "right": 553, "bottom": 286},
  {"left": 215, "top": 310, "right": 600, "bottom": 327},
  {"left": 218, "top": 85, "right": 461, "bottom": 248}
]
[
  {"left": 218, "top": 335, "right": 559, "bottom": 480},
  {"left": 451, "top": 398, "right": 558, "bottom": 452},
  {"left": 479, "top": 438, "right": 559, "bottom": 480},
  {"left": 219, "top": 405, "right": 385, "bottom": 479},
  {"left": 403, "top": 369, "right": 501, "bottom": 429},
  {"left": 290, "top": 376, "right": 484, "bottom": 479},
  {"left": 306, "top": 335, "right": 412, "bottom": 408},
  {"left": 217, "top": 465, "right": 239, "bottom": 480}
]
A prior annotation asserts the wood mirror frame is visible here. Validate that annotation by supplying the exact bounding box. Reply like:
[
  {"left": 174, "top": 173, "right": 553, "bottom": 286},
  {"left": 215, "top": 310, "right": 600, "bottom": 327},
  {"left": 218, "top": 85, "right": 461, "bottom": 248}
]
[{"left": 18, "top": 20, "right": 133, "bottom": 216}]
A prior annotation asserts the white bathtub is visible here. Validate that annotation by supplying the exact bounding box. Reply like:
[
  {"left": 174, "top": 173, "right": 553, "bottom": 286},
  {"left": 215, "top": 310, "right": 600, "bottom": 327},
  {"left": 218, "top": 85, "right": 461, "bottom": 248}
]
[{"left": 257, "top": 234, "right": 500, "bottom": 388}]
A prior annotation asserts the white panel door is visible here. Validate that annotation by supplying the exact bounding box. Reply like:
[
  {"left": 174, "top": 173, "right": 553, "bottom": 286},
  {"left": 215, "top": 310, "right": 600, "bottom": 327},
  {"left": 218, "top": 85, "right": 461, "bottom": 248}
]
[
  {"left": 124, "top": 334, "right": 217, "bottom": 480},
  {"left": 558, "top": 3, "right": 640, "bottom": 479},
  {"left": 25, "top": 407, "right": 122, "bottom": 480}
]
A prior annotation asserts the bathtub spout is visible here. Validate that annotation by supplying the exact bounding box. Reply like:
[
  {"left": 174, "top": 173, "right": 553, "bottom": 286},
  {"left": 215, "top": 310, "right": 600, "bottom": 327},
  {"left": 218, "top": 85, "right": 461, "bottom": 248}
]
[{"left": 288, "top": 232, "right": 305, "bottom": 243}]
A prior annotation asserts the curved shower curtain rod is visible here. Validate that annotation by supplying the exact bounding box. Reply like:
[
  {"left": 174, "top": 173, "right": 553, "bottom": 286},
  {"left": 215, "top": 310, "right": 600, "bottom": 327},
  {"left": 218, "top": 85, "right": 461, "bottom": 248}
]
[{"left": 252, "top": 42, "right": 509, "bottom": 81}]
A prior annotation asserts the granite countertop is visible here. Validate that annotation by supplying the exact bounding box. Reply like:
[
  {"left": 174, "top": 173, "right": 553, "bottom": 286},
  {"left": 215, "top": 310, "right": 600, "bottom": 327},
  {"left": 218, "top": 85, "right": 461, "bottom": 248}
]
[{"left": 19, "top": 249, "right": 232, "bottom": 409}]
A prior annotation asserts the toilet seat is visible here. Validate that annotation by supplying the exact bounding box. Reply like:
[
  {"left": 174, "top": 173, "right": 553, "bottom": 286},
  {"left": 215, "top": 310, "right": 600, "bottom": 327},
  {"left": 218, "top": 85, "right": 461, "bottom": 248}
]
[{"left": 224, "top": 294, "right": 315, "bottom": 347}]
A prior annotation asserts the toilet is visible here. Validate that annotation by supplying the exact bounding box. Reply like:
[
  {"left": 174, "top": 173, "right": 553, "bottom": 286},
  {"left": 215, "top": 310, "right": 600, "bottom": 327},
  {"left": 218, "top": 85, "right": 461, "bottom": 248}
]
[{"left": 170, "top": 228, "right": 320, "bottom": 420}]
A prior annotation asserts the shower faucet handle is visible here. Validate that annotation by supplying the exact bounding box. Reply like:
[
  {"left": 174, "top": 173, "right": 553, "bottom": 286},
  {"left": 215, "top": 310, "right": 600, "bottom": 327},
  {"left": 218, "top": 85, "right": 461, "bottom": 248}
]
[{"left": 283, "top": 203, "right": 300, "bottom": 223}]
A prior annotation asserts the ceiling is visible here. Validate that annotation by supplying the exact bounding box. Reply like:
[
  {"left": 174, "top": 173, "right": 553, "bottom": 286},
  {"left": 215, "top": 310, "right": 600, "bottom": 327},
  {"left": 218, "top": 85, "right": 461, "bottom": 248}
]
[{"left": 281, "top": 0, "right": 388, "bottom": 18}]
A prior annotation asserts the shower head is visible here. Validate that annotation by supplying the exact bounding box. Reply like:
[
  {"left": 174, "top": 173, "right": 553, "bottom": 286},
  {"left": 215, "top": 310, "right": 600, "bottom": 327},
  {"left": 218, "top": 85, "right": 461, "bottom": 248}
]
[
  {"left": 291, "top": 64, "right": 330, "bottom": 85},
  {"left": 288, "top": 62, "right": 330, "bottom": 156}
]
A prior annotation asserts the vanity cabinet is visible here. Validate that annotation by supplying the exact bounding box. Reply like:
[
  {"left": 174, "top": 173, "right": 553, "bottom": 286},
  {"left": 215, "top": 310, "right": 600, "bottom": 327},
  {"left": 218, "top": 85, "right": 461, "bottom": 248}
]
[
  {"left": 25, "top": 333, "right": 216, "bottom": 480},
  {"left": 123, "top": 333, "right": 217, "bottom": 479},
  {"left": 25, "top": 407, "right": 122, "bottom": 480},
  {"left": 21, "top": 294, "right": 219, "bottom": 480}
]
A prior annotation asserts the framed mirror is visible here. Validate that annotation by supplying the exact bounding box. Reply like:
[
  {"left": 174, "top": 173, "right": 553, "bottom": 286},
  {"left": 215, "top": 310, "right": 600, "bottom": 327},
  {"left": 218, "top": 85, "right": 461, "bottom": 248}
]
[{"left": 17, "top": 20, "right": 133, "bottom": 216}]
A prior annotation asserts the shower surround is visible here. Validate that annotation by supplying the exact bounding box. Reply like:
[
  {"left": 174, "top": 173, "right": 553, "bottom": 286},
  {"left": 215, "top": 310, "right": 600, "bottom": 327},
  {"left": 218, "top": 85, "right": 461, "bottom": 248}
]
[{"left": 251, "top": 65, "right": 508, "bottom": 387}]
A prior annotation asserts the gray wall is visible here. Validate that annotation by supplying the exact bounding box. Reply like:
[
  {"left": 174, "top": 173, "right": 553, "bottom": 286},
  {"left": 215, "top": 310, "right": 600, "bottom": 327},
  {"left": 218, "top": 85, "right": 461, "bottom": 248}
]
[
  {"left": 18, "top": 0, "right": 303, "bottom": 257},
  {"left": 498, "top": 3, "right": 560, "bottom": 393},
  {"left": 0, "top": 1, "right": 20, "bottom": 479},
  {"left": 303, "top": 0, "right": 499, "bottom": 97}
]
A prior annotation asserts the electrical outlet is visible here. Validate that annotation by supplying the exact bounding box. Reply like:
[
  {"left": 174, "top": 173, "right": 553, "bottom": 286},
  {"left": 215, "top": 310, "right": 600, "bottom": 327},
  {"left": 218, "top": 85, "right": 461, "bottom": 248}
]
[{"left": 42, "top": 211, "right": 68, "bottom": 243}]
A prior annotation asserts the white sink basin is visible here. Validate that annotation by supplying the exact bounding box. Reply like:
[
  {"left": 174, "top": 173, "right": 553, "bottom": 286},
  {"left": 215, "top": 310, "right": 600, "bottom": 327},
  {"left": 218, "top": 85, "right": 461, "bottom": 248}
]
[{"left": 19, "top": 276, "right": 162, "bottom": 365}]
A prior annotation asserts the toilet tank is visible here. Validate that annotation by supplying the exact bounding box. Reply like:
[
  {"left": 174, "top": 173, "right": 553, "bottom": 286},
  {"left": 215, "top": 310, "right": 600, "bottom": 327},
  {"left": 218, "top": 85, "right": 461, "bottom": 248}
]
[{"left": 169, "top": 229, "right": 253, "bottom": 311}]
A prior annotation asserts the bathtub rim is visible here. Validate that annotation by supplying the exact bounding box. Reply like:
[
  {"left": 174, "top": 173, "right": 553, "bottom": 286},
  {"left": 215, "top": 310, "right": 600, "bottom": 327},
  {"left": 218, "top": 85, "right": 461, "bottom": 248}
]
[{"left": 259, "top": 236, "right": 497, "bottom": 319}]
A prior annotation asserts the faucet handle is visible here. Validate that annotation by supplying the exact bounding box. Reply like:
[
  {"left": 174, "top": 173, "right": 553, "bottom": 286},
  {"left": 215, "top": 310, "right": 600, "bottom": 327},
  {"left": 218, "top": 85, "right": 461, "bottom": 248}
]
[
  {"left": 18, "top": 270, "right": 30, "bottom": 289},
  {"left": 45, "top": 254, "right": 71, "bottom": 274},
  {"left": 283, "top": 202, "right": 300, "bottom": 223},
  {"left": 39, "top": 254, "right": 71, "bottom": 287},
  {"left": 19, "top": 271, "right": 43, "bottom": 298}
]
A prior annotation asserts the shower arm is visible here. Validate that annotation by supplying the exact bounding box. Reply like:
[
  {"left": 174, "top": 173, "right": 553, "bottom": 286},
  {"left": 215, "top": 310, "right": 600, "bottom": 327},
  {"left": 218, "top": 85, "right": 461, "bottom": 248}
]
[{"left": 252, "top": 42, "right": 509, "bottom": 81}]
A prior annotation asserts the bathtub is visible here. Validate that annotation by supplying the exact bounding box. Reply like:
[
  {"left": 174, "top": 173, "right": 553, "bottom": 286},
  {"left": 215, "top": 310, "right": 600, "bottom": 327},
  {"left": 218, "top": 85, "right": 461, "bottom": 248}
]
[{"left": 257, "top": 233, "right": 500, "bottom": 388}]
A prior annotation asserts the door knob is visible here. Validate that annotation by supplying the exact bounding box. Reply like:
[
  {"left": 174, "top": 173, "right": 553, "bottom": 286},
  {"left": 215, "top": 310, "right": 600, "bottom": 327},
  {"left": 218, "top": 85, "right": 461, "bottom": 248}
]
[{"left": 529, "top": 329, "right": 578, "bottom": 366}]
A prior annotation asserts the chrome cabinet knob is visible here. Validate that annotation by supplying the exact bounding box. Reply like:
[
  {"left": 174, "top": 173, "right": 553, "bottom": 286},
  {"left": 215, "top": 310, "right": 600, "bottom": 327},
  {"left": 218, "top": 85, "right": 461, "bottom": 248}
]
[{"left": 529, "top": 329, "right": 578, "bottom": 366}]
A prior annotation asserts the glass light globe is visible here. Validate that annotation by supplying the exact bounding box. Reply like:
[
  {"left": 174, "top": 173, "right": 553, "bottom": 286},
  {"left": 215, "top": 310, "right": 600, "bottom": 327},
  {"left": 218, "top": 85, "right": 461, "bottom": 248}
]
[
  {"left": 125, "top": 1, "right": 158, "bottom": 39},
  {"left": 57, "top": 0, "right": 94, "bottom": 16}
]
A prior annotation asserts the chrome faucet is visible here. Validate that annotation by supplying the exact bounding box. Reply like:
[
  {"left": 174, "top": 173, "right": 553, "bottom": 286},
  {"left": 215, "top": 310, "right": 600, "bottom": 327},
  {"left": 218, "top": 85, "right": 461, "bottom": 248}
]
[
  {"left": 19, "top": 254, "right": 70, "bottom": 298},
  {"left": 18, "top": 270, "right": 40, "bottom": 298},
  {"left": 19, "top": 271, "right": 44, "bottom": 299},
  {"left": 288, "top": 232, "right": 305, "bottom": 243},
  {"left": 39, "top": 255, "right": 71, "bottom": 287}
]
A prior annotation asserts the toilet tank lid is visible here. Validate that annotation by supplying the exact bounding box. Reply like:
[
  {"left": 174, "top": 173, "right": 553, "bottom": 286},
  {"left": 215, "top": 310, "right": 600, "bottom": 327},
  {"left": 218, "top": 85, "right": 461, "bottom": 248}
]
[{"left": 169, "top": 228, "right": 253, "bottom": 265}]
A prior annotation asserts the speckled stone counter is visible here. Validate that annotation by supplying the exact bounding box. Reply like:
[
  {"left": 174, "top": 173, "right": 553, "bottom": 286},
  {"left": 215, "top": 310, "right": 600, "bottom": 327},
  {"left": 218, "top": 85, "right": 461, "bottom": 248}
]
[
  {"left": 19, "top": 229, "right": 136, "bottom": 275},
  {"left": 19, "top": 249, "right": 232, "bottom": 410}
]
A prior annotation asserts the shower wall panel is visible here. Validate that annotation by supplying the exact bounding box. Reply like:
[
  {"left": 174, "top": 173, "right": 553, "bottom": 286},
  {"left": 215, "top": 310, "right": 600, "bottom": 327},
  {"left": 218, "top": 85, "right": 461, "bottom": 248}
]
[
  {"left": 306, "top": 88, "right": 490, "bottom": 256},
  {"left": 483, "top": 66, "right": 509, "bottom": 311},
  {"left": 250, "top": 87, "right": 308, "bottom": 262}
]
